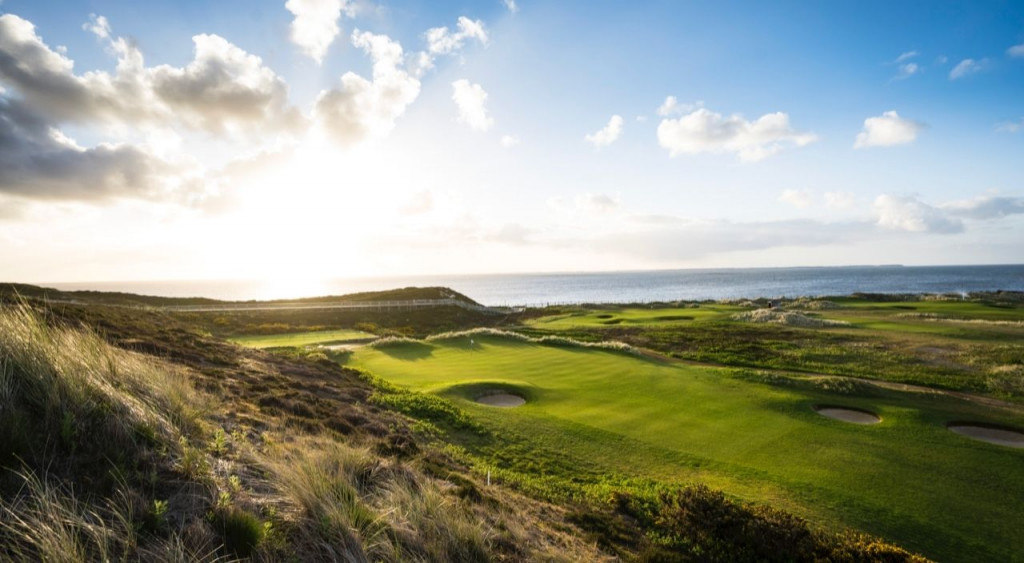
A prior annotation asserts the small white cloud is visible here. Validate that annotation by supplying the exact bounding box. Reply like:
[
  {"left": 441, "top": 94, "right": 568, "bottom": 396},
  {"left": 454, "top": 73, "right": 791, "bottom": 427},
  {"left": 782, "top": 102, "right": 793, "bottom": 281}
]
[
  {"left": 824, "top": 191, "right": 855, "bottom": 210},
  {"left": 451, "top": 79, "right": 493, "bottom": 131},
  {"left": 854, "top": 111, "right": 923, "bottom": 148},
  {"left": 657, "top": 107, "right": 816, "bottom": 162},
  {"left": 657, "top": 96, "right": 679, "bottom": 117},
  {"left": 996, "top": 118, "right": 1024, "bottom": 133},
  {"left": 779, "top": 189, "right": 813, "bottom": 209},
  {"left": 949, "top": 58, "right": 987, "bottom": 80},
  {"left": 635, "top": 115, "right": 647, "bottom": 122},
  {"left": 503, "top": 0, "right": 519, "bottom": 14},
  {"left": 83, "top": 14, "right": 111, "bottom": 40},
  {"left": 285, "top": 0, "right": 350, "bottom": 64},
  {"left": 935, "top": 55, "right": 948, "bottom": 65},
  {"left": 656, "top": 96, "right": 702, "bottom": 117},
  {"left": 500, "top": 134, "right": 519, "bottom": 148},
  {"left": 425, "top": 17, "right": 487, "bottom": 55},
  {"left": 584, "top": 114, "right": 623, "bottom": 148},
  {"left": 1007, "top": 44, "right": 1024, "bottom": 58},
  {"left": 893, "top": 50, "right": 918, "bottom": 63},
  {"left": 874, "top": 195, "right": 962, "bottom": 234},
  {"left": 895, "top": 62, "right": 920, "bottom": 79}
]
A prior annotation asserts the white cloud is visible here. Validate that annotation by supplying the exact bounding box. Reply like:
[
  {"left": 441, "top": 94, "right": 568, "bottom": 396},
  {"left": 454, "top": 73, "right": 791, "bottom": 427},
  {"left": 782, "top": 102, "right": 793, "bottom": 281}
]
[
  {"left": 996, "top": 118, "right": 1024, "bottom": 133},
  {"left": 874, "top": 195, "right": 962, "bottom": 234},
  {"left": 314, "top": 30, "right": 421, "bottom": 145},
  {"left": 824, "top": 191, "right": 855, "bottom": 210},
  {"left": 584, "top": 114, "right": 623, "bottom": 148},
  {"left": 151, "top": 34, "right": 304, "bottom": 135},
  {"left": 949, "top": 58, "right": 987, "bottom": 80},
  {"left": 656, "top": 96, "right": 701, "bottom": 117},
  {"left": 83, "top": 13, "right": 111, "bottom": 40},
  {"left": 1007, "top": 44, "right": 1024, "bottom": 58},
  {"left": 0, "top": 14, "right": 302, "bottom": 136},
  {"left": 657, "top": 96, "right": 679, "bottom": 117},
  {"left": 779, "top": 189, "right": 813, "bottom": 209},
  {"left": 451, "top": 79, "right": 494, "bottom": 131},
  {"left": 893, "top": 50, "right": 918, "bottom": 63},
  {"left": 657, "top": 107, "right": 817, "bottom": 162},
  {"left": 941, "top": 195, "right": 1024, "bottom": 219},
  {"left": 854, "top": 111, "right": 923, "bottom": 148},
  {"left": 285, "top": 0, "right": 351, "bottom": 64},
  {"left": 425, "top": 17, "right": 487, "bottom": 55},
  {"left": 500, "top": 134, "right": 520, "bottom": 148},
  {"left": 895, "top": 62, "right": 920, "bottom": 79},
  {"left": 503, "top": 0, "right": 519, "bottom": 14}
]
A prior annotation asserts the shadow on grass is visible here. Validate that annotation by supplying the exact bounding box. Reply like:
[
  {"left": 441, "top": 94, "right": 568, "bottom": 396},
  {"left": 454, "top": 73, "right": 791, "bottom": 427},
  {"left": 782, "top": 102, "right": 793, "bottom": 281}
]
[{"left": 375, "top": 341, "right": 436, "bottom": 361}]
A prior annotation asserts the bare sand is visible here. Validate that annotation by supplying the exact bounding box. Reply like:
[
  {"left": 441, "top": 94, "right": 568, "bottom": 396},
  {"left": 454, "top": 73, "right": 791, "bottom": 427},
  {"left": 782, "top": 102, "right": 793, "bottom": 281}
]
[
  {"left": 476, "top": 393, "right": 526, "bottom": 407},
  {"left": 814, "top": 406, "right": 881, "bottom": 425},
  {"left": 948, "top": 424, "right": 1024, "bottom": 449}
]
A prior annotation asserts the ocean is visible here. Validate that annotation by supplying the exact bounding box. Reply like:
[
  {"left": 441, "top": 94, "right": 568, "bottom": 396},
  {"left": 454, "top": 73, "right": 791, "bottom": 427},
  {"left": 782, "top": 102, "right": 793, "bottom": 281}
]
[{"left": 46, "top": 264, "right": 1024, "bottom": 306}]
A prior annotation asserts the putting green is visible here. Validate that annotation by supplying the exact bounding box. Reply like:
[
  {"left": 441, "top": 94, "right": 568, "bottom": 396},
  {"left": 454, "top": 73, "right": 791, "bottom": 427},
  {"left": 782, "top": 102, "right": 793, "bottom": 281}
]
[
  {"left": 525, "top": 305, "right": 744, "bottom": 329},
  {"left": 230, "top": 328, "right": 375, "bottom": 348},
  {"left": 352, "top": 334, "right": 1024, "bottom": 561}
]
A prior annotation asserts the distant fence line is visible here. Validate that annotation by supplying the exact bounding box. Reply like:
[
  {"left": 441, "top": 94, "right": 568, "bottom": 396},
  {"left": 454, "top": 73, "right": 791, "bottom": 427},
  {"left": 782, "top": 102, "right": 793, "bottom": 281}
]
[{"left": 149, "top": 298, "right": 505, "bottom": 315}]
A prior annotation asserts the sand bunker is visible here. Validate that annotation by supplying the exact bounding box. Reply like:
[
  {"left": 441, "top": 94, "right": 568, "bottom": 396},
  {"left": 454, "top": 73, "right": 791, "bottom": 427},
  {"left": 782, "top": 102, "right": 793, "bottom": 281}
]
[
  {"left": 813, "top": 406, "right": 881, "bottom": 425},
  {"left": 948, "top": 424, "right": 1024, "bottom": 449},
  {"left": 475, "top": 393, "right": 526, "bottom": 407}
]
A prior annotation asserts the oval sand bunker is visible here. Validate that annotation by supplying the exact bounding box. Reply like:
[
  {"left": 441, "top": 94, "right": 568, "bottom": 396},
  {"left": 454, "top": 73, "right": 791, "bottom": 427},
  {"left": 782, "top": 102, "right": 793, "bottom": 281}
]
[
  {"left": 948, "top": 424, "right": 1024, "bottom": 449},
  {"left": 813, "top": 406, "right": 881, "bottom": 425},
  {"left": 475, "top": 393, "right": 526, "bottom": 407}
]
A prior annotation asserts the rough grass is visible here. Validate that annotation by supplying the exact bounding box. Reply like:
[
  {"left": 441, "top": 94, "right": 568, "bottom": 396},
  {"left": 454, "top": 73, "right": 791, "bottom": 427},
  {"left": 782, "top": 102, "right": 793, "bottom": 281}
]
[{"left": 731, "top": 308, "right": 851, "bottom": 328}]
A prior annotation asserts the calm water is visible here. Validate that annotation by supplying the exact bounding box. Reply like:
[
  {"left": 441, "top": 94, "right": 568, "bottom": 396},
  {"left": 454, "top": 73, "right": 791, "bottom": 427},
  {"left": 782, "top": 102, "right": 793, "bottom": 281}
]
[{"left": 48, "top": 265, "right": 1024, "bottom": 306}]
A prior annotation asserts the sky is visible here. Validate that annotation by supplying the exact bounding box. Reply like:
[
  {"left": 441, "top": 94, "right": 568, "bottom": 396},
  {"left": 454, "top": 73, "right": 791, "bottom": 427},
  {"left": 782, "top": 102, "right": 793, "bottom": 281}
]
[{"left": 0, "top": 0, "right": 1023, "bottom": 285}]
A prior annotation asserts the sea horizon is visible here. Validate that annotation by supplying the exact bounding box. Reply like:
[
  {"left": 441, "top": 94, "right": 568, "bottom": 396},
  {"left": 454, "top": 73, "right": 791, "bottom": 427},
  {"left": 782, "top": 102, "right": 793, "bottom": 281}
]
[{"left": 38, "top": 263, "right": 1024, "bottom": 306}]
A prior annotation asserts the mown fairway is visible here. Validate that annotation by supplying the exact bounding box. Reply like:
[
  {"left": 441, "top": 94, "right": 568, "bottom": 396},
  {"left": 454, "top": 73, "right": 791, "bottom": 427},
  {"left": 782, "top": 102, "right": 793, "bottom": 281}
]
[
  {"left": 351, "top": 334, "right": 1024, "bottom": 561},
  {"left": 230, "top": 328, "right": 374, "bottom": 348}
]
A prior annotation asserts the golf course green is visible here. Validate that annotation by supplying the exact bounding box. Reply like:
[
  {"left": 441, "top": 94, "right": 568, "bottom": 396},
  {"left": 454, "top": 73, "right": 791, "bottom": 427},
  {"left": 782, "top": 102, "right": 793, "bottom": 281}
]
[
  {"left": 351, "top": 332, "right": 1024, "bottom": 561},
  {"left": 230, "top": 328, "right": 375, "bottom": 348}
]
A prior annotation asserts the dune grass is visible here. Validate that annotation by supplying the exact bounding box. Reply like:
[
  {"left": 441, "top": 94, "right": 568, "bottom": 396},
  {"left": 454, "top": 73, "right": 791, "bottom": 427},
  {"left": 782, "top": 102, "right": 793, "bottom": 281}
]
[
  {"left": 350, "top": 334, "right": 1024, "bottom": 561},
  {"left": 229, "top": 328, "right": 375, "bottom": 348}
]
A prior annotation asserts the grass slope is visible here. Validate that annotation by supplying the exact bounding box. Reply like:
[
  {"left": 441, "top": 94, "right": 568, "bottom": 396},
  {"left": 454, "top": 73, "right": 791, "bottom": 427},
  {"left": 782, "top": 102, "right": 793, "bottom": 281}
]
[
  {"left": 230, "top": 328, "right": 375, "bottom": 348},
  {"left": 351, "top": 334, "right": 1024, "bottom": 561}
]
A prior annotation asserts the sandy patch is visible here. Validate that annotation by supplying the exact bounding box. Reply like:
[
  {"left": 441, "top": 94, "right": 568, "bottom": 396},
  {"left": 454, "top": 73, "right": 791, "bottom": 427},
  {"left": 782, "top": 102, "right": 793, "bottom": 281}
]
[
  {"left": 476, "top": 393, "right": 526, "bottom": 407},
  {"left": 813, "top": 406, "right": 881, "bottom": 425},
  {"left": 948, "top": 424, "right": 1024, "bottom": 449}
]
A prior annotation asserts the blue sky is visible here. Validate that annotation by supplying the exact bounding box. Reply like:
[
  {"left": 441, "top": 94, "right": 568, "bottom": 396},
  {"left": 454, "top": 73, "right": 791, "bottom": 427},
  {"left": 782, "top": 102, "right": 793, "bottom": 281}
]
[{"left": 0, "top": 0, "right": 1022, "bottom": 284}]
